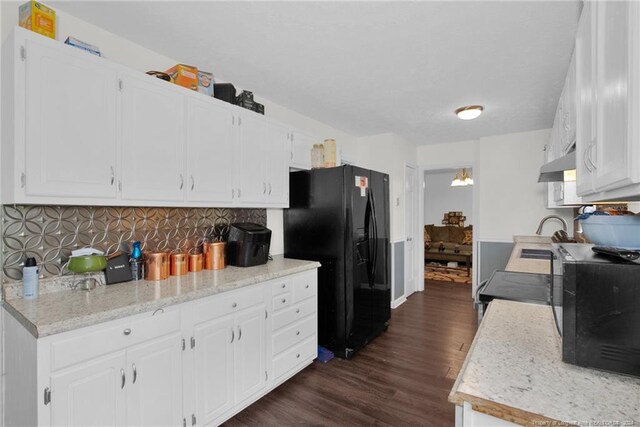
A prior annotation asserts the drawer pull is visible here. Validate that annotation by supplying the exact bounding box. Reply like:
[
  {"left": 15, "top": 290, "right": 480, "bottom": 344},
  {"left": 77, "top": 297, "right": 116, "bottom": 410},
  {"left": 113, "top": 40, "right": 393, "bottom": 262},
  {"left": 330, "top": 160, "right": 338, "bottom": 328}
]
[
  {"left": 123, "top": 328, "right": 132, "bottom": 336},
  {"left": 232, "top": 302, "right": 237, "bottom": 308},
  {"left": 281, "top": 284, "right": 286, "bottom": 288},
  {"left": 305, "top": 284, "right": 310, "bottom": 289},
  {"left": 152, "top": 308, "right": 164, "bottom": 316},
  {"left": 296, "top": 309, "right": 300, "bottom": 314},
  {"left": 296, "top": 331, "right": 300, "bottom": 336},
  {"left": 282, "top": 298, "right": 286, "bottom": 304},
  {"left": 296, "top": 353, "right": 300, "bottom": 359}
]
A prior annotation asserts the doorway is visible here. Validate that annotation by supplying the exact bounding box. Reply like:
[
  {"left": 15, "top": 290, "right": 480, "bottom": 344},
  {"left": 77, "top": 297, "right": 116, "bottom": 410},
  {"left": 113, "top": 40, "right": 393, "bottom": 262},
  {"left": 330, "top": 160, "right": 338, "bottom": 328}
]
[
  {"left": 423, "top": 168, "right": 474, "bottom": 290},
  {"left": 404, "top": 165, "right": 417, "bottom": 298}
]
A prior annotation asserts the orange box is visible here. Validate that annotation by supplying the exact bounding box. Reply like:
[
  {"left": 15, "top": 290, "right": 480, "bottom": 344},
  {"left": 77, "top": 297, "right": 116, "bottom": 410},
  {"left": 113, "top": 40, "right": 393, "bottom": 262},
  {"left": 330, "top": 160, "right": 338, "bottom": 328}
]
[
  {"left": 166, "top": 64, "right": 198, "bottom": 91},
  {"left": 19, "top": 1, "right": 56, "bottom": 39}
]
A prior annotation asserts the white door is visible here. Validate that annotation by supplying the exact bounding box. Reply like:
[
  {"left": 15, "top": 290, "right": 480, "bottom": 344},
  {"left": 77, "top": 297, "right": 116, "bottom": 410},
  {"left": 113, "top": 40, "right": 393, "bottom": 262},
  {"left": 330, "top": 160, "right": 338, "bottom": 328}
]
[
  {"left": 193, "top": 315, "right": 235, "bottom": 425},
  {"left": 186, "top": 97, "right": 235, "bottom": 204},
  {"left": 576, "top": 1, "right": 597, "bottom": 196},
  {"left": 24, "top": 38, "right": 118, "bottom": 199},
  {"left": 264, "top": 121, "right": 290, "bottom": 206},
  {"left": 120, "top": 72, "right": 185, "bottom": 202},
  {"left": 594, "top": 1, "right": 634, "bottom": 191},
  {"left": 404, "top": 165, "right": 417, "bottom": 297},
  {"left": 234, "top": 304, "right": 266, "bottom": 403},
  {"left": 236, "top": 112, "right": 266, "bottom": 205},
  {"left": 50, "top": 352, "right": 127, "bottom": 427},
  {"left": 126, "top": 333, "right": 183, "bottom": 427}
]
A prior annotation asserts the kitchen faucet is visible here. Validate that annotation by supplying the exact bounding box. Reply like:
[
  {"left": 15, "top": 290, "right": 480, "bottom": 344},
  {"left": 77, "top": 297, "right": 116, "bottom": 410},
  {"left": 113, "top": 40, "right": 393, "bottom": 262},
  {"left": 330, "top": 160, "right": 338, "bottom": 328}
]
[{"left": 535, "top": 215, "right": 568, "bottom": 235}]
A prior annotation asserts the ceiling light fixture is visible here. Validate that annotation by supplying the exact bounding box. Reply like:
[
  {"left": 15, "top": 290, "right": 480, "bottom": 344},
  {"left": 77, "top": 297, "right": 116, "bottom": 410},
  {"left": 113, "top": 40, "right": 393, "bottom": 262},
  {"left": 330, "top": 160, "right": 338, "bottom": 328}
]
[
  {"left": 455, "top": 105, "right": 484, "bottom": 120},
  {"left": 451, "top": 168, "right": 474, "bottom": 186}
]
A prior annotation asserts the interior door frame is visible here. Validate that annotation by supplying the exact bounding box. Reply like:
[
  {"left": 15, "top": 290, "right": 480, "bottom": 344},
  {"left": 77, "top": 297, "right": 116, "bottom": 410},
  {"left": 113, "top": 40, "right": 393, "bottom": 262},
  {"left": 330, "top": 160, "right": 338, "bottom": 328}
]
[
  {"left": 418, "top": 162, "right": 478, "bottom": 296},
  {"left": 404, "top": 164, "right": 418, "bottom": 298}
]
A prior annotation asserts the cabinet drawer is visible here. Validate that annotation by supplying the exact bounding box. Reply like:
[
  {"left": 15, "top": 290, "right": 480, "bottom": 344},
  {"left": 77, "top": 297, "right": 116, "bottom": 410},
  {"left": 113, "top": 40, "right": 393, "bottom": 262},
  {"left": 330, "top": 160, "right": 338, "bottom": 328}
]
[
  {"left": 273, "top": 336, "right": 317, "bottom": 381},
  {"left": 189, "top": 283, "right": 265, "bottom": 322},
  {"left": 272, "top": 298, "right": 316, "bottom": 331},
  {"left": 50, "top": 307, "right": 180, "bottom": 372},
  {"left": 272, "top": 292, "right": 292, "bottom": 312},
  {"left": 272, "top": 315, "right": 316, "bottom": 356},
  {"left": 292, "top": 271, "right": 317, "bottom": 302},
  {"left": 271, "top": 278, "right": 291, "bottom": 296}
]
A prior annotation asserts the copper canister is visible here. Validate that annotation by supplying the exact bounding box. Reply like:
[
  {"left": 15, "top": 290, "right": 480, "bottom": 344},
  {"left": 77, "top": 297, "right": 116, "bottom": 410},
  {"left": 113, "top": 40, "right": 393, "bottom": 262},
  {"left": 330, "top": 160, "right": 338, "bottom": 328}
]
[
  {"left": 144, "top": 252, "right": 170, "bottom": 281},
  {"left": 189, "top": 253, "right": 203, "bottom": 272},
  {"left": 170, "top": 253, "right": 188, "bottom": 276},
  {"left": 204, "top": 242, "right": 226, "bottom": 270}
]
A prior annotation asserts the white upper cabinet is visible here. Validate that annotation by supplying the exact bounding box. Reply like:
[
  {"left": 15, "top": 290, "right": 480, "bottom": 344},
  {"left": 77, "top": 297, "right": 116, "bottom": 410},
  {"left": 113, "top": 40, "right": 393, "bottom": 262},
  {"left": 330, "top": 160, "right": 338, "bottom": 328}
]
[
  {"left": 264, "top": 121, "right": 290, "bottom": 206},
  {"left": 119, "top": 71, "right": 186, "bottom": 203},
  {"left": 290, "top": 129, "right": 320, "bottom": 170},
  {"left": 236, "top": 111, "right": 267, "bottom": 205},
  {"left": 575, "top": 2, "right": 640, "bottom": 201},
  {"left": 186, "top": 97, "right": 235, "bottom": 204},
  {"left": 3, "top": 28, "right": 119, "bottom": 203}
]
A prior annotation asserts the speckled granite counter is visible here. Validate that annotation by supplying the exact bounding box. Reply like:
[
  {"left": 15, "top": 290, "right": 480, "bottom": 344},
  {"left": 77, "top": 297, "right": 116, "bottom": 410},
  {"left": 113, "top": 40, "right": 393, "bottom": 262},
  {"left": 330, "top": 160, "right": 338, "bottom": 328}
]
[
  {"left": 3, "top": 256, "right": 320, "bottom": 338},
  {"left": 449, "top": 299, "right": 640, "bottom": 426}
]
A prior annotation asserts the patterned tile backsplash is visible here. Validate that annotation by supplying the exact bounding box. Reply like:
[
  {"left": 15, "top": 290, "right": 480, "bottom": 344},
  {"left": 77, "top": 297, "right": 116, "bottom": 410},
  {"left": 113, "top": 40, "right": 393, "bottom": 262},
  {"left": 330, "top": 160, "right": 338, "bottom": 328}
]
[{"left": 1, "top": 205, "right": 266, "bottom": 282}]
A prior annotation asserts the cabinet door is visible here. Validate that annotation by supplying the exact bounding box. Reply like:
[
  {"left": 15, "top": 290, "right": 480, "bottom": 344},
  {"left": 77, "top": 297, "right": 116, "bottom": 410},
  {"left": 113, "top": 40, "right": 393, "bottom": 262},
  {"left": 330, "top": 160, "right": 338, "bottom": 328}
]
[
  {"left": 236, "top": 112, "right": 266, "bottom": 205},
  {"left": 120, "top": 72, "right": 185, "bottom": 202},
  {"left": 50, "top": 351, "right": 127, "bottom": 427},
  {"left": 186, "top": 97, "right": 234, "bottom": 204},
  {"left": 126, "top": 333, "right": 183, "bottom": 427},
  {"left": 563, "top": 52, "right": 577, "bottom": 152},
  {"left": 594, "top": 0, "right": 634, "bottom": 191},
  {"left": 24, "top": 39, "right": 118, "bottom": 199},
  {"left": 234, "top": 304, "right": 267, "bottom": 403},
  {"left": 575, "top": 2, "right": 596, "bottom": 196},
  {"left": 264, "top": 121, "right": 290, "bottom": 206},
  {"left": 193, "top": 315, "right": 235, "bottom": 425},
  {"left": 290, "top": 130, "right": 319, "bottom": 170}
]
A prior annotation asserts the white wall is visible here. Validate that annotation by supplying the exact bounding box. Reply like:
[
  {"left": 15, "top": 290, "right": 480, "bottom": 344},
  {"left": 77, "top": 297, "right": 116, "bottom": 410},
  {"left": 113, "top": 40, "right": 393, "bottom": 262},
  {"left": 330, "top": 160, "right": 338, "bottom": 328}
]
[
  {"left": 355, "top": 133, "right": 417, "bottom": 241},
  {"left": 0, "top": 2, "right": 359, "bottom": 257},
  {"left": 417, "top": 129, "right": 574, "bottom": 241},
  {"left": 424, "top": 170, "right": 473, "bottom": 226}
]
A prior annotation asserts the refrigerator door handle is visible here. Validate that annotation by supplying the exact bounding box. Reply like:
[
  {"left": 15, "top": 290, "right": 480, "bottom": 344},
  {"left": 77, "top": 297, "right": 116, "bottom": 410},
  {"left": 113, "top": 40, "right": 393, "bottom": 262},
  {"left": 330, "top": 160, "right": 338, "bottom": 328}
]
[
  {"left": 364, "top": 190, "right": 374, "bottom": 285},
  {"left": 370, "top": 190, "right": 379, "bottom": 288}
]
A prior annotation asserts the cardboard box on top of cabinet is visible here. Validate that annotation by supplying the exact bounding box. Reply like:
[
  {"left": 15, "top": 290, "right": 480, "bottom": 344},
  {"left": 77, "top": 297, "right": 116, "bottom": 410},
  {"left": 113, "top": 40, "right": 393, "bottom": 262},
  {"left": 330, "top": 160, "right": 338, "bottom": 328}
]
[
  {"left": 166, "top": 64, "right": 199, "bottom": 91},
  {"left": 197, "top": 71, "right": 214, "bottom": 96},
  {"left": 19, "top": 1, "right": 56, "bottom": 39}
]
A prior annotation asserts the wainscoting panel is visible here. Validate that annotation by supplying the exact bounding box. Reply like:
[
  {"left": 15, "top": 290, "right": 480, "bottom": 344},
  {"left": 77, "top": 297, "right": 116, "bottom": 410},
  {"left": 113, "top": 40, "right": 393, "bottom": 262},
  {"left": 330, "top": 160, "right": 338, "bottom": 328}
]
[
  {"left": 393, "top": 240, "right": 405, "bottom": 303},
  {"left": 1, "top": 205, "right": 266, "bottom": 282}
]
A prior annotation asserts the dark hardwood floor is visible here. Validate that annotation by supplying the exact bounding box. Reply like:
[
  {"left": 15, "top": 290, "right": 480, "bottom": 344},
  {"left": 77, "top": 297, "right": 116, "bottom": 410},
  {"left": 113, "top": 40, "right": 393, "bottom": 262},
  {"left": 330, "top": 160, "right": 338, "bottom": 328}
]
[{"left": 225, "top": 280, "right": 478, "bottom": 426}]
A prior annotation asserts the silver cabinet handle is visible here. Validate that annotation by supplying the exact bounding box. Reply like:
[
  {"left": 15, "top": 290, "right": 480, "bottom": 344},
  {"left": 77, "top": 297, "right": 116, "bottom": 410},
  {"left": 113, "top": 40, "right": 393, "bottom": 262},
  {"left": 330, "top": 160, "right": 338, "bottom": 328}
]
[
  {"left": 121, "top": 369, "right": 126, "bottom": 389},
  {"left": 132, "top": 363, "right": 137, "bottom": 384},
  {"left": 238, "top": 326, "right": 242, "bottom": 341},
  {"left": 263, "top": 182, "right": 266, "bottom": 194},
  {"left": 190, "top": 175, "right": 195, "bottom": 191},
  {"left": 118, "top": 180, "right": 122, "bottom": 192},
  {"left": 110, "top": 166, "right": 115, "bottom": 186},
  {"left": 296, "top": 331, "right": 300, "bottom": 336},
  {"left": 296, "top": 353, "right": 300, "bottom": 359},
  {"left": 123, "top": 328, "right": 131, "bottom": 336},
  {"left": 238, "top": 188, "right": 241, "bottom": 198},
  {"left": 587, "top": 141, "right": 597, "bottom": 170},
  {"left": 296, "top": 308, "right": 300, "bottom": 314},
  {"left": 232, "top": 189, "right": 235, "bottom": 199},
  {"left": 232, "top": 302, "right": 237, "bottom": 308},
  {"left": 231, "top": 329, "right": 235, "bottom": 343},
  {"left": 268, "top": 182, "right": 272, "bottom": 195},
  {"left": 179, "top": 174, "right": 184, "bottom": 190},
  {"left": 305, "top": 284, "right": 310, "bottom": 289},
  {"left": 282, "top": 298, "right": 286, "bottom": 304},
  {"left": 281, "top": 283, "right": 286, "bottom": 288}
]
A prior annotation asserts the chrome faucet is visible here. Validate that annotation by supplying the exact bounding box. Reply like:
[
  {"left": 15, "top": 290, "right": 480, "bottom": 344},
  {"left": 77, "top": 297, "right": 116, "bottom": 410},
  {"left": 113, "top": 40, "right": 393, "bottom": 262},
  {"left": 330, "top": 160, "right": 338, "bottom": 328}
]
[{"left": 535, "top": 215, "right": 568, "bottom": 235}]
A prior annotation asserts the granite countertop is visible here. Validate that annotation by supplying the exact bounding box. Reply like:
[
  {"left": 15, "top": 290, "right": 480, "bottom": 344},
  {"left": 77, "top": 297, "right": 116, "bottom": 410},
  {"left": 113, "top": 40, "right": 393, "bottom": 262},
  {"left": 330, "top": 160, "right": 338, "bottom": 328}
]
[
  {"left": 505, "top": 236, "right": 553, "bottom": 274},
  {"left": 449, "top": 299, "right": 640, "bottom": 425},
  {"left": 3, "top": 256, "right": 320, "bottom": 338}
]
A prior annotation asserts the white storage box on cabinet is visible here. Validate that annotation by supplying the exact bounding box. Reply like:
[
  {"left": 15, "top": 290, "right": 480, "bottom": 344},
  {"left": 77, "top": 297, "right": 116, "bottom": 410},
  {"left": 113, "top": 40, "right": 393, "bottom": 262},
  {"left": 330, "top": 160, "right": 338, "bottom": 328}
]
[
  {"left": 269, "top": 269, "right": 318, "bottom": 385},
  {"left": 2, "top": 305, "right": 183, "bottom": 427}
]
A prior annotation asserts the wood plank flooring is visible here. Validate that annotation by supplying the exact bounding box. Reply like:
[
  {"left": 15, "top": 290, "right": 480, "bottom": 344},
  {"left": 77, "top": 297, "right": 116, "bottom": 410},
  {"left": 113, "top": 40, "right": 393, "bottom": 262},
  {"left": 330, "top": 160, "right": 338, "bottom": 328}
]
[{"left": 225, "top": 280, "right": 478, "bottom": 426}]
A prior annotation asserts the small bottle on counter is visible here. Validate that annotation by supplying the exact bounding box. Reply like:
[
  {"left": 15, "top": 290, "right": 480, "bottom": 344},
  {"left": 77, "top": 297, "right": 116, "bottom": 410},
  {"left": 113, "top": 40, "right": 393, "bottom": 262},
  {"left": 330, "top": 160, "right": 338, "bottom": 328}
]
[
  {"left": 130, "top": 241, "right": 143, "bottom": 280},
  {"left": 22, "top": 257, "right": 39, "bottom": 299}
]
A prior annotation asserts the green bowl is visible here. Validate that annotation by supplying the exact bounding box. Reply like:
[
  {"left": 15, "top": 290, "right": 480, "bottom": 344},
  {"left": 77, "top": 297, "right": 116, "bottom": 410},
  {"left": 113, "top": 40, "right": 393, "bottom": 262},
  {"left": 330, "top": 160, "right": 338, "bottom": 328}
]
[{"left": 68, "top": 255, "right": 107, "bottom": 273}]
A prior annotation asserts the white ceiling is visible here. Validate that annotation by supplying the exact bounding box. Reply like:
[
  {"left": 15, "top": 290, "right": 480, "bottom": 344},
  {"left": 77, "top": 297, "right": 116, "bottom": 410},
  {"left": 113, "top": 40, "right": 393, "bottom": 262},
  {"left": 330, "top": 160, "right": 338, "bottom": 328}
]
[{"left": 50, "top": 1, "right": 582, "bottom": 145}]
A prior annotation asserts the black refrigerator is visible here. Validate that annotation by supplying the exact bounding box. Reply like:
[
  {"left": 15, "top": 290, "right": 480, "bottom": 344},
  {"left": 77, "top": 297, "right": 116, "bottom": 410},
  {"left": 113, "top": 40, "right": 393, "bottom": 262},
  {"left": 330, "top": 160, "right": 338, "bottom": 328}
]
[{"left": 284, "top": 165, "right": 391, "bottom": 359}]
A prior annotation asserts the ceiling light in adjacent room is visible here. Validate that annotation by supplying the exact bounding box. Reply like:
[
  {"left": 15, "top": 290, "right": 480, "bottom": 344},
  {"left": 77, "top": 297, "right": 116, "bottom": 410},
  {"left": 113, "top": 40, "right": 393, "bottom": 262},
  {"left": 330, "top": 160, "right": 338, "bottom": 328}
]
[
  {"left": 451, "top": 168, "right": 473, "bottom": 186},
  {"left": 455, "top": 105, "right": 483, "bottom": 120}
]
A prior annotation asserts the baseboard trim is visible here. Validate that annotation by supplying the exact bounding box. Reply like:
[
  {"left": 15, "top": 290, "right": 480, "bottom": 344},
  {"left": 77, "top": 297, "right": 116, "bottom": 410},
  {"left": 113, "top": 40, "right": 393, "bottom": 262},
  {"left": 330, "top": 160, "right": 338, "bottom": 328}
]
[{"left": 391, "top": 296, "right": 407, "bottom": 309}]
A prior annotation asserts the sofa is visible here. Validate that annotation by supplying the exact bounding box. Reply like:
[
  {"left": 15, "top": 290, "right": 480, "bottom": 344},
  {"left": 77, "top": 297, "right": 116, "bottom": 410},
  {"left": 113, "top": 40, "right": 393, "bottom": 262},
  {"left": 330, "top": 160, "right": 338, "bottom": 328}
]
[{"left": 424, "top": 224, "right": 473, "bottom": 263}]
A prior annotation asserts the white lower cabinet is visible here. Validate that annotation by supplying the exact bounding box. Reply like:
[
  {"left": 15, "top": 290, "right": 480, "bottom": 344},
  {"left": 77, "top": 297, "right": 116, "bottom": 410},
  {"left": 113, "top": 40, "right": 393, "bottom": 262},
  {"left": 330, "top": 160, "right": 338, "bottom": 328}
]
[{"left": 3, "top": 269, "right": 318, "bottom": 427}]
